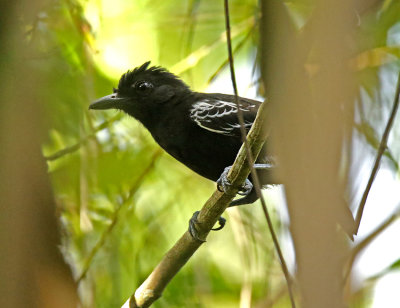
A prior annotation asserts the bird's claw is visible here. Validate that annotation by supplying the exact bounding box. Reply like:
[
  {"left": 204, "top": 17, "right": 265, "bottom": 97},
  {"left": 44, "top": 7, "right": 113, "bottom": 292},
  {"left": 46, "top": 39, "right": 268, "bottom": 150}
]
[
  {"left": 217, "top": 167, "right": 231, "bottom": 193},
  {"left": 237, "top": 179, "right": 253, "bottom": 195},
  {"left": 188, "top": 211, "right": 226, "bottom": 242},
  {"left": 212, "top": 216, "right": 226, "bottom": 231},
  {"left": 189, "top": 211, "right": 205, "bottom": 242},
  {"left": 217, "top": 166, "right": 253, "bottom": 196}
]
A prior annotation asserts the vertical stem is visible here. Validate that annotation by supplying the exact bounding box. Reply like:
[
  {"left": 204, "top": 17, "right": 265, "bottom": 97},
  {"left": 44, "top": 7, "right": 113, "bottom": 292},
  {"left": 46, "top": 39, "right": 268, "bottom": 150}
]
[{"left": 223, "top": 1, "right": 296, "bottom": 307}]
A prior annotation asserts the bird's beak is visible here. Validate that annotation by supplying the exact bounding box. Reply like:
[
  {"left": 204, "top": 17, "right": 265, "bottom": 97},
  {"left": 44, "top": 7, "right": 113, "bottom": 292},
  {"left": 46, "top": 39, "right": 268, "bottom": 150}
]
[{"left": 89, "top": 94, "right": 128, "bottom": 110}]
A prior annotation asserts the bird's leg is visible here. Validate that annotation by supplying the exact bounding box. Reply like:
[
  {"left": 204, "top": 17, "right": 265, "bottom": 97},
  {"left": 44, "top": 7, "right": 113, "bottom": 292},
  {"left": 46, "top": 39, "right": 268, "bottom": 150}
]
[
  {"left": 217, "top": 163, "right": 273, "bottom": 206},
  {"left": 217, "top": 166, "right": 252, "bottom": 196},
  {"left": 188, "top": 211, "right": 226, "bottom": 242},
  {"left": 188, "top": 163, "right": 273, "bottom": 241}
]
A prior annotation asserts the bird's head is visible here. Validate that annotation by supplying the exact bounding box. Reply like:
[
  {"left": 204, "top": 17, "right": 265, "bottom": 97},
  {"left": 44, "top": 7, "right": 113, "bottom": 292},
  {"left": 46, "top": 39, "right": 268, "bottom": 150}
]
[{"left": 89, "top": 61, "right": 190, "bottom": 119}]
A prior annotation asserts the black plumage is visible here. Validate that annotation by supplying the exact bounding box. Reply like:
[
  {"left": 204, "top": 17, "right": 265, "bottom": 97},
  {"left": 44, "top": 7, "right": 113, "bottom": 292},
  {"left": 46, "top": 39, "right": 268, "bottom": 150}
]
[
  {"left": 90, "top": 61, "right": 356, "bottom": 240},
  {"left": 90, "top": 61, "right": 275, "bottom": 207}
]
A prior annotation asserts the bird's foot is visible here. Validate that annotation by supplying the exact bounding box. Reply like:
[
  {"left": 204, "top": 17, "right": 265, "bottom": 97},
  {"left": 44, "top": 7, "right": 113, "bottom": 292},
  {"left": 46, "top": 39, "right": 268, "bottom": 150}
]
[
  {"left": 188, "top": 211, "right": 226, "bottom": 242},
  {"left": 216, "top": 166, "right": 253, "bottom": 196}
]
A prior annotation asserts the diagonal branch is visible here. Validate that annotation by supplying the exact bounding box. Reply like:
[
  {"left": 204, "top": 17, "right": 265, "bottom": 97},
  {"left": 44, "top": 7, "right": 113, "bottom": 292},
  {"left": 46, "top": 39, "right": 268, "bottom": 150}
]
[
  {"left": 126, "top": 100, "right": 269, "bottom": 308},
  {"left": 208, "top": 23, "right": 256, "bottom": 84},
  {"left": 44, "top": 113, "right": 122, "bottom": 161},
  {"left": 344, "top": 206, "right": 400, "bottom": 285},
  {"left": 170, "top": 16, "right": 255, "bottom": 75},
  {"left": 355, "top": 70, "right": 400, "bottom": 234},
  {"left": 77, "top": 150, "right": 163, "bottom": 283}
]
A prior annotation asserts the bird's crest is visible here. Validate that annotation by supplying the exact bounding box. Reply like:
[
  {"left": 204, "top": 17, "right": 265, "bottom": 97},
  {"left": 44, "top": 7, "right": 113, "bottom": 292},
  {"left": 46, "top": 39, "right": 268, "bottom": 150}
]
[{"left": 118, "top": 61, "right": 189, "bottom": 90}]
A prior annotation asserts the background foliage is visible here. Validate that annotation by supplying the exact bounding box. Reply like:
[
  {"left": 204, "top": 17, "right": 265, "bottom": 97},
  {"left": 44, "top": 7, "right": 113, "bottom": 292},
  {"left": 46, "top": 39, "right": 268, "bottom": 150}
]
[{"left": 19, "top": 0, "right": 400, "bottom": 307}]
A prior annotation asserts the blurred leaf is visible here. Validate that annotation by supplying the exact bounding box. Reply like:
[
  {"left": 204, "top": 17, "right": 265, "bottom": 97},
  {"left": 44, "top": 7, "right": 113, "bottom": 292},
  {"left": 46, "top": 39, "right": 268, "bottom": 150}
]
[
  {"left": 350, "top": 46, "right": 400, "bottom": 71},
  {"left": 389, "top": 258, "right": 400, "bottom": 270},
  {"left": 284, "top": 1, "right": 313, "bottom": 29},
  {"left": 356, "top": 121, "right": 400, "bottom": 171},
  {"left": 171, "top": 16, "right": 255, "bottom": 75}
]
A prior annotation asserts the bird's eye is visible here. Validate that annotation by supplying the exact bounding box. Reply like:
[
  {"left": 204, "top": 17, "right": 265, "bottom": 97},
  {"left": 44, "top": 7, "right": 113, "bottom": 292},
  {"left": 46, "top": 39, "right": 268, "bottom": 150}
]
[{"left": 134, "top": 81, "right": 153, "bottom": 93}]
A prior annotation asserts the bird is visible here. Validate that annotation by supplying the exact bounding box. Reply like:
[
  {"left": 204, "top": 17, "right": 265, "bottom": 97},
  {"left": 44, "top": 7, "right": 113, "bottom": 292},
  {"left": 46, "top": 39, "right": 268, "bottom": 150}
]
[{"left": 89, "top": 61, "right": 277, "bottom": 240}]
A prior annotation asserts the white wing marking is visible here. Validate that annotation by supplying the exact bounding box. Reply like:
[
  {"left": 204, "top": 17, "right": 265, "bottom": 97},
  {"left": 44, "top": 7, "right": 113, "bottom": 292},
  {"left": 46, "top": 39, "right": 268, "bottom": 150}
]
[{"left": 190, "top": 100, "right": 254, "bottom": 135}]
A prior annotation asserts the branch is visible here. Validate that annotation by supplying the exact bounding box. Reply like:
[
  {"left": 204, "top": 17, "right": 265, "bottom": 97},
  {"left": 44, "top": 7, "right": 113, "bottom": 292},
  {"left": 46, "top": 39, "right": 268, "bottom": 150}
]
[
  {"left": 44, "top": 113, "right": 122, "bottom": 161},
  {"left": 126, "top": 101, "right": 269, "bottom": 308},
  {"left": 208, "top": 24, "right": 255, "bottom": 84},
  {"left": 77, "top": 150, "right": 163, "bottom": 283},
  {"left": 223, "top": 0, "right": 295, "bottom": 306},
  {"left": 344, "top": 207, "right": 400, "bottom": 285},
  {"left": 355, "top": 70, "right": 400, "bottom": 234},
  {"left": 170, "top": 16, "right": 255, "bottom": 75}
]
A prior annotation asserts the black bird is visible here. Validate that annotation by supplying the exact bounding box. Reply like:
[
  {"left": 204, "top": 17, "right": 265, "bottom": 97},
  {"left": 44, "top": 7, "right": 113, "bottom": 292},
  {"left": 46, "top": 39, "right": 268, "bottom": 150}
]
[{"left": 89, "top": 61, "right": 276, "bottom": 239}]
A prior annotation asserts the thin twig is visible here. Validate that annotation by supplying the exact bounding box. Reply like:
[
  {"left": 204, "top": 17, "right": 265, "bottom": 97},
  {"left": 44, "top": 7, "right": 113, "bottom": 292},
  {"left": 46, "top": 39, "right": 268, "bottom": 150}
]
[
  {"left": 128, "top": 101, "right": 269, "bottom": 308},
  {"left": 355, "top": 70, "right": 400, "bottom": 234},
  {"left": 344, "top": 207, "right": 400, "bottom": 285},
  {"left": 45, "top": 113, "right": 122, "bottom": 161},
  {"left": 171, "top": 16, "right": 255, "bottom": 75},
  {"left": 208, "top": 24, "right": 256, "bottom": 84},
  {"left": 355, "top": 123, "right": 399, "bottom": 171},
  {"left": 77, "top": 150, "right": 162, "bottom": 283},
  {"left": 223, "top": 1, "right": 296, "bottom": 307}
]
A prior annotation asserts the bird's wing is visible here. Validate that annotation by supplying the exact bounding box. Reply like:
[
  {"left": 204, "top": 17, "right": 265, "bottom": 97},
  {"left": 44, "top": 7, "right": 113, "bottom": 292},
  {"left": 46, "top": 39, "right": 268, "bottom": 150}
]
[{"left": 189, "top": 95, "right": 260, "bottom": 137}]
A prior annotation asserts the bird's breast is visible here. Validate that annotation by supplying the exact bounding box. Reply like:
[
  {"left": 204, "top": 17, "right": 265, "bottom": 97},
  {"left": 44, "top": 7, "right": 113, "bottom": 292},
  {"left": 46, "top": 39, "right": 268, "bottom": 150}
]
[{"left": 148, "top": 111, "right": 242, "bottom": 181}]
